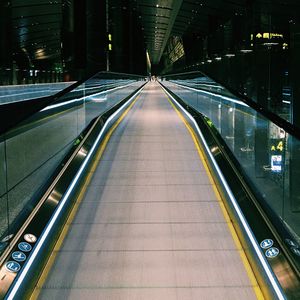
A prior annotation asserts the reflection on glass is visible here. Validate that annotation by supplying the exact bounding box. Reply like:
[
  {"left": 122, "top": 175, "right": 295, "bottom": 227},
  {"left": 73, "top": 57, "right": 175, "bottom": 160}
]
[
  {"left": 0, "top": 72, "right": 145, "bottom": 254},
  {"left": 163, "top": 74, "right": 300, "bottom": 268}
]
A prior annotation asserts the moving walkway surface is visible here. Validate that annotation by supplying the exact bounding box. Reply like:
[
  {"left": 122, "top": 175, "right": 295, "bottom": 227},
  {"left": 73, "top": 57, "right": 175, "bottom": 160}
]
[{"left": 35, "top": 82, "right": 260, "bottom": 299}]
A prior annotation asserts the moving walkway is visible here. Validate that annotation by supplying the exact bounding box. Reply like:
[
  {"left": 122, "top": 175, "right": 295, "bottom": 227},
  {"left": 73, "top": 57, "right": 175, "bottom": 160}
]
[{"left": 0, "top": 72, "right": 299, "bottom": 299}]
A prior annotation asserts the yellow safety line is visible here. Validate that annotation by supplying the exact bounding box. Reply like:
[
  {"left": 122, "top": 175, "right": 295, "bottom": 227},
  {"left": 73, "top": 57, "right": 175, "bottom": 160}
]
[
  {"left": 30, "top": 94, "right": 141, "bottom": 300},
  {"left": 163, "top": 90, "right": 264, "bottom": 300}
]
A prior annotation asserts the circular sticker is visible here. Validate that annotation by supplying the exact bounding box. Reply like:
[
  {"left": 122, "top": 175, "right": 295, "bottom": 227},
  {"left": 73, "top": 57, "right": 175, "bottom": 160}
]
[
  {"left": 24, "top": 234, "right": 37, "bottom": 243},
  {"left": 12, "top": 251, "right": 26, "bottom": 262},
  {"left": 5, "top": 261, "right": 21, "bottom": 273},
  {"left": 291, "top": 247, "right": 300, "bottom": 257},
  {"left": 1, "top": 234, "right": 14, "bottom": 243},
  {"left": 265, "top": 247, "right": 279, "bottom": 259},
  {"left": 18, "top": 242, "right": 32, "bottom": 252},
  {"left": 260, "top": 239, "right": 274, "bottom": 249}
]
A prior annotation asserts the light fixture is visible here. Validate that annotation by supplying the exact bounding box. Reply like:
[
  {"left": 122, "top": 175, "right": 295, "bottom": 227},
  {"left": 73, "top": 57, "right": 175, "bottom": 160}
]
[
  {"left": 225, "top": 53, "right": 235, "bottom": 57},
  {"left": 262, "top": 42, "right": 279, "bottom": 47},
  {"left": 240, "top": 49, "right": 253, "bottom": 53}
]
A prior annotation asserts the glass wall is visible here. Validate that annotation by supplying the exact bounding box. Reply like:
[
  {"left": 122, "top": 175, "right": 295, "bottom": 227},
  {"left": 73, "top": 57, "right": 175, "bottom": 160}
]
[
  {"left": 162, "top": 73, "right": 300, "bottom": 270},
  {"left": 0, "top": 72, "right": 145, "bottom": 253}
]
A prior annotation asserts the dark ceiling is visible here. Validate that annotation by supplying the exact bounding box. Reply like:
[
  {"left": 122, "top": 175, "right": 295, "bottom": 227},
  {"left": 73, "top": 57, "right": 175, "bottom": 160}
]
[
  {"left": 8, "top": 0, "right": 300, "bottom": 69},
  {"left": 136, "top": 0, "right": 249, "bottom": 64},
  {"left": 135, "top": 0, "right": 300, "bottom": 64},
  {"left": 136, "top": 0, "right": 183, "bottom": 65},
  {"left": 11, "top": 0, "right": 62, "bottom": 68}
]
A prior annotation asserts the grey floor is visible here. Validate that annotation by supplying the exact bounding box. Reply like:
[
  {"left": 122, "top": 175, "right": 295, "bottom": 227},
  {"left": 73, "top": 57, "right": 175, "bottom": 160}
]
[{"left": 37, "top": 82, "right": 259, "bottom": 300}]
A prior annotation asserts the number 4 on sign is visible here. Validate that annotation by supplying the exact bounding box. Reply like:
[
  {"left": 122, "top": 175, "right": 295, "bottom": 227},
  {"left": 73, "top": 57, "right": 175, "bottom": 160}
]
[
  {"left": 271, "top": 141, "right": 284, "bottom": 152},
  {"left": 277, "top": 141, "right": 283, "bottom": 152}
]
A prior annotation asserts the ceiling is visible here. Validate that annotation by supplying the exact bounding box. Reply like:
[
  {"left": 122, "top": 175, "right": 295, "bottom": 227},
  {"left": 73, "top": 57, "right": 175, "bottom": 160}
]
[
  {"left": 136, "top": 0, "right": 300, "bottom": 65},
  {"left": 136, "top": 0, "right": 183, "bottom": 65},
  {"left": 8, "top": 0, "right": 300, "bottom": 69},
  {"left": 135, "top": 0, "right": 249, "bottom": 64},
  {"left": 11, "top": 0, "right": 62, "bottom": 67}
]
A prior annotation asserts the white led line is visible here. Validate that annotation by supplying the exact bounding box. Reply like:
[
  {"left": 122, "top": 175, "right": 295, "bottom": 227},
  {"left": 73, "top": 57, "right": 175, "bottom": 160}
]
[
  {"left": 0, "top": 90, "right": 60, "bottom": 99},
  {"left": 175, "top": 81, "right": 225, "bottom": 90},
  {"left": 6, "top": 86, "right": 144, "bottom": 300},
  {"left": 171, "top": 81, "right": 249, "bottom": 107},
  {"left": 0, "top": 81, "right": 131, "bottom": 101},
  {"left": 41, "top": 82, "right": 138, "bottom": 111},
  {"left": 160, "top": 84, "right": 285, "bottom": 300},
  {"left": 74, "top": 80, "right": 134, "bottom": 93},
  {"left": 282, "top": 100, "right": 291, "bottom": 104}
]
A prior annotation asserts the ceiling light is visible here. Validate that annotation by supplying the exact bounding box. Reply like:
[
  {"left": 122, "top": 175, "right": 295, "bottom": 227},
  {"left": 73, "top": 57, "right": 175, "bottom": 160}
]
[
  {"left": 240, "top": 49, "right": 253, "bottom": 53},
  {"left": 263, "top": 42, "right": 279, "bottom": 46}
]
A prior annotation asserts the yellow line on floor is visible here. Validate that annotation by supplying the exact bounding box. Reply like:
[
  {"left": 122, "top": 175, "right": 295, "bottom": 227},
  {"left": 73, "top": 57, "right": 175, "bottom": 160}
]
[
  {"left": 30, "top": 94, "right": 141, "bottom": 300},
  {"left": 163, "top": 89, "right": 264, "bottom": 300}
]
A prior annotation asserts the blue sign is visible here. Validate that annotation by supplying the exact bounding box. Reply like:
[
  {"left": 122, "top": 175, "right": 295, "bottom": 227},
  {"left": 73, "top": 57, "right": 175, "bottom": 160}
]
[
  {"left": 18, "top": 242, "right": 32, "bottom": 252},
  {"left": 271, "top": 155, "right": 282, "bottom": 172},
  {"left": 12, "top": 251, "right": 26, "bottom": 262},
  {"left": 260, "top": 239, "right": 274, "bottom": 249},
  {"left": 265, "top": 247, "right": 279, "bottom": 258},
  {"left": 5, "top": 261, "right": 21, "bottom": 273}
]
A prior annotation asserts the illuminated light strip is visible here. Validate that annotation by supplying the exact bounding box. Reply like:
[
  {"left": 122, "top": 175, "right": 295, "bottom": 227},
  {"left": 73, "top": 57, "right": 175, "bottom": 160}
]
[
  {"left": 75, "top": 80, "right": 134, "bottom": 92},
  {"left": 0, "top": 89, "right": 62, "bottom": 99},
  {"left": 0, "top": 85, "right": 132, "bottom": 107},
  {"left": 41, "top": 82, "right": 139, "bottom": 111},
  {"left": 282, "top": 100, "right": 291, "bottom": 104},
  {"left": 5, "top": 86, "right": 144, "bottom": 300},
  {"left": 160, "top": 84, "right": 286, "bottom": 300},
  {"left": 0, "top": 81, "right": 133, "bottom": 102},
  {"left": 175, "top": 81, "right": 225, "bottom": 90},
  {"left": 195, "top": 83, "right": 224, "bottom": 89},
  {"left": 0, "top": 90, "right": 62, "bottom": 105},
  {"left": 0, "top": 82, "right": 76, "bottom": 89},
  {"left": 170, "top": 81, "right": 249, "bottom": 107}
]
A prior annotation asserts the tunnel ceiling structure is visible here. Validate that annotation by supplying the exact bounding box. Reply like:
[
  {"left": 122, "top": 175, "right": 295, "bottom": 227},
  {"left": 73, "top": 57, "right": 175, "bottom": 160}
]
[
  {"left": 6, "top": 0, "right": 300, "bottom": 72},
  {"left": 136, "top": 0, "right": 250, "bottom": 65},
  {"left": 136, "top": 0, "right": 300, "bottom": 65},
  {"left": 11, "top": 0, "right": 62, "bottom": 68}
]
